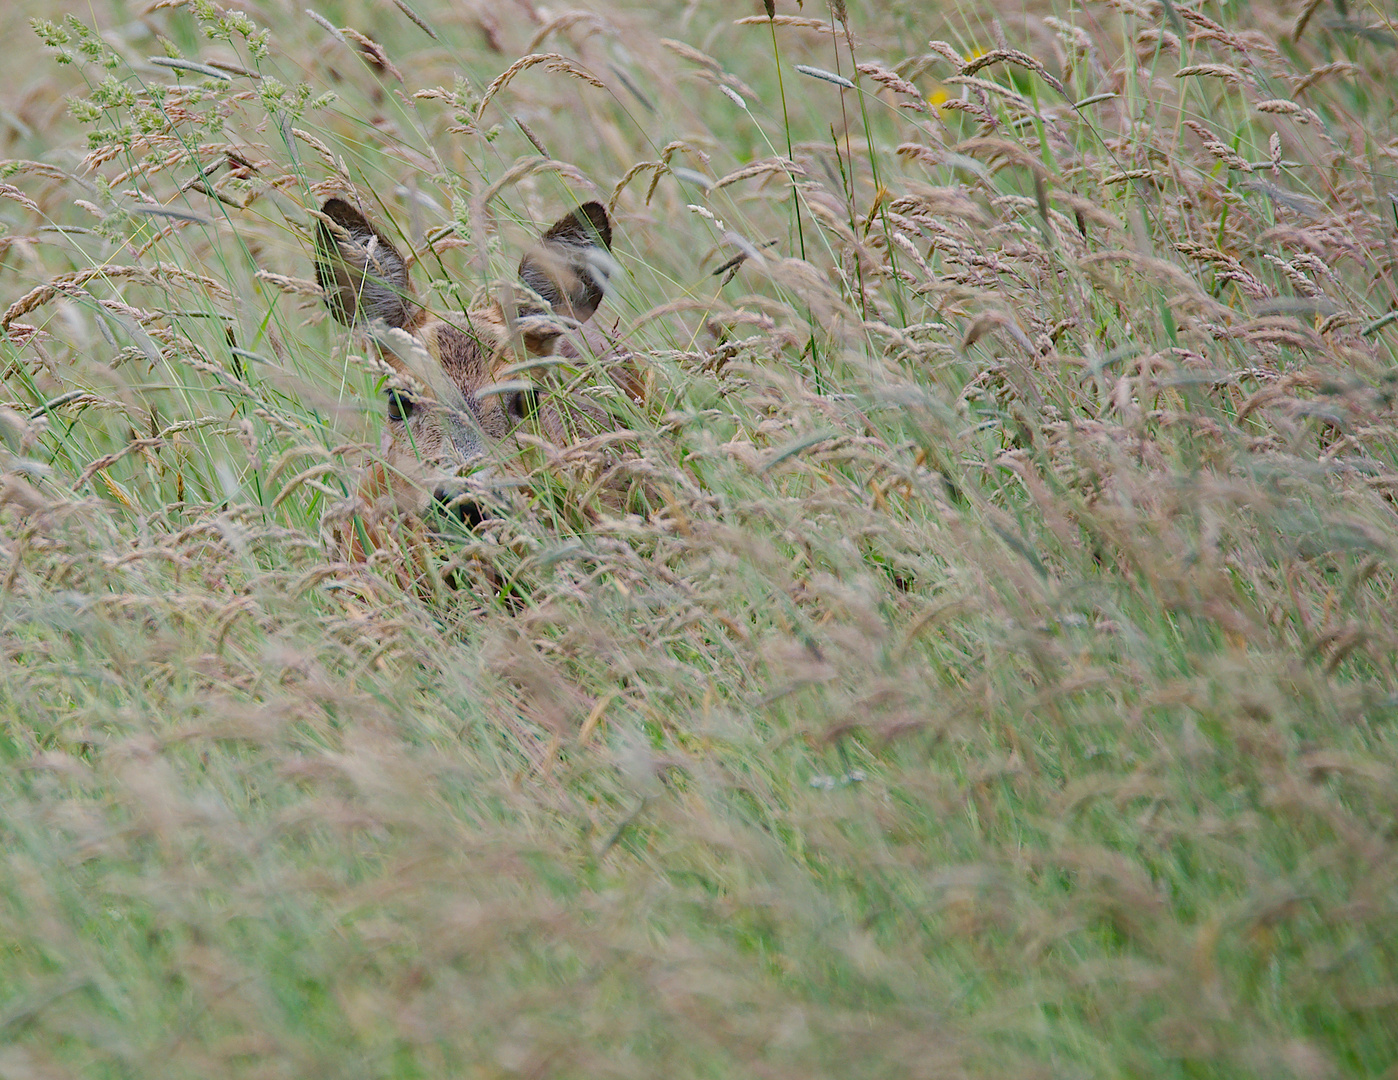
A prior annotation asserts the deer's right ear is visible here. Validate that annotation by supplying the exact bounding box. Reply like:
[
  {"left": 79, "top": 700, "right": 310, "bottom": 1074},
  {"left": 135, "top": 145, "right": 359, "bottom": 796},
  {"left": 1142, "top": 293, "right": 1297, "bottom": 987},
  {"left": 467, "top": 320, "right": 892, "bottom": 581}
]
[
  {"left": 517, "top": 201, "right": 615, "bottom": 324},
  {"left": 313, "top": 198, "right": 416, "bottom": 330}
]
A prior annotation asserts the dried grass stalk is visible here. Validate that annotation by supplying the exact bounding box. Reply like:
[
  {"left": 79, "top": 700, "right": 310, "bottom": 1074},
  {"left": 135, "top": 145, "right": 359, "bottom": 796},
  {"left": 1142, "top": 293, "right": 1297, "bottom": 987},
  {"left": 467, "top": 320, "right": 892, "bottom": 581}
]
[
  {"left": 476, "top": 54, "right": 605, "bottom": 122},
  {"left": 712, "top": 158, "right": 807, "bottom": 190},
  {"left": 4, "top": 265, "right": 232, "bottom": 329}
]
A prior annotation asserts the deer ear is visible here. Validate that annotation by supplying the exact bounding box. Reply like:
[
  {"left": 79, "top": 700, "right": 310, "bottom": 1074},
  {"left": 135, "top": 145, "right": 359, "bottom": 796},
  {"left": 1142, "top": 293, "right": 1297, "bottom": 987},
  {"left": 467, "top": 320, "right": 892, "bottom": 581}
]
[
  {"left": 313, "top": 198, "right": 417, "bottom": 329},
  {"left": 516, "top": 201, "right": 615, "bottom": 324}
]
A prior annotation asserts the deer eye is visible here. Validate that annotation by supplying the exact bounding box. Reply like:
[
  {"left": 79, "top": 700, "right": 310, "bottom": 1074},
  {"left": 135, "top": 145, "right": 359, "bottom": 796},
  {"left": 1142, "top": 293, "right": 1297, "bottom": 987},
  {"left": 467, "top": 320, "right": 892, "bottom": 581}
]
[
  {"left": 505, "top": 386, "right": 539, "bottom": 423},
  {"left": 385, "top": 388, "right": 416, "bottom": 422}
]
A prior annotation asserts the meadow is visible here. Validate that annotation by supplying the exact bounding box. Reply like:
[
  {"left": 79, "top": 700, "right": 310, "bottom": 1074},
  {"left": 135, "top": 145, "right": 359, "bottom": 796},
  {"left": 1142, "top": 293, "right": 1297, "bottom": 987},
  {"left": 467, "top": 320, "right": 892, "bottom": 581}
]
[{"left": 1, "top": 0, "right": 1396, "bottom": 1075}]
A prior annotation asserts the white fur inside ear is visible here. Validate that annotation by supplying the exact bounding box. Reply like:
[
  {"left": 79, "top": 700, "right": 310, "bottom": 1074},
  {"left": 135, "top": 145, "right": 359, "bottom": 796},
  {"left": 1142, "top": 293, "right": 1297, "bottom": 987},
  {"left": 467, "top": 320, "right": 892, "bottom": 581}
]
[{"left": 582, "top": 248, "right": 619, "bottom": 293}]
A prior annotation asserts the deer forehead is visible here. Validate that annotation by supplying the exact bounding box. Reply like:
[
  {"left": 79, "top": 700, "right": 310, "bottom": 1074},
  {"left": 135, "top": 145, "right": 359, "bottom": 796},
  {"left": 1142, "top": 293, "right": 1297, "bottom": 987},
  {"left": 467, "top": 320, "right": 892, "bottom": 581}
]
[{"left": 417, "top": 314, "right": 510, "bottom": 385}]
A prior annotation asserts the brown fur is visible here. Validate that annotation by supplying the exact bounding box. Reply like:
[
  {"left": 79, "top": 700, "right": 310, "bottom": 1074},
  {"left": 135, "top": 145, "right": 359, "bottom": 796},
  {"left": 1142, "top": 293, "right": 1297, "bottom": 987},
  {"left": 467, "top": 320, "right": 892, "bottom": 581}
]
[{"left": 313, "top": 196, "right": 639, "bottom": 537}]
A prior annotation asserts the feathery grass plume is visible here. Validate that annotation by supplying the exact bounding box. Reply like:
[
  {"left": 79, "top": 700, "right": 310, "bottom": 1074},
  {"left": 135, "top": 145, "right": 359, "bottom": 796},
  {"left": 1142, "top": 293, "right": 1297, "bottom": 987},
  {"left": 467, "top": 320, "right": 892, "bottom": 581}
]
[
  {"left": 856, "top": 62, "right": 924, "bottom": 103},
  {"left": 0, "top": 183, "right": 40, "bottom": 213},
  {"left": 3, "top": 264, "right": 231, "bottom": 329},
  {"left": 610, "top": 159, "right": 664, "bottom": 209},
  {"left": 341, "top": 28, "right": 405, "bottom": 83},
  {"left": 735, "top": 14, "right": 856, "bottom": 38},
  {"left": 660, "top": 37, "right": 721, "bottom": 72},
  {"left": 514, "top": 115, "right": 549, "bottom": 156},
  {"left": 1175, "top": 63, "right": 1245, "bottom": 83},
  {"left": 390, "top": 0, "right": 438, "bottom": 39},
  {"left": 128, "top": 204, "right": 211, "bottom": 223},
  {"left": 304, "top": 7, "right": 347, "bottom": 44},
  {"left": 205, "top": 58, "right": 262, "bottom": 78},
  {"left": 959, "top": 47, "right": 1067, "bottom": 98},
  {"left": 942, "top": 74, "right": 1037, "bottom": 114},
  {"left": 794, "top": 64, "right": 854, "bottom": 89},
  {"left": 527, "top": 10, "right": 612, "bottom": 52},
  {"left": 147, "top": 56, "right": 233, "bottom": 80},
  {"left": 711, "top": 158, "right": 806, "bottom": 190},
  {"left": 476, "top": 52, "right": 605, "bottom": 121}
]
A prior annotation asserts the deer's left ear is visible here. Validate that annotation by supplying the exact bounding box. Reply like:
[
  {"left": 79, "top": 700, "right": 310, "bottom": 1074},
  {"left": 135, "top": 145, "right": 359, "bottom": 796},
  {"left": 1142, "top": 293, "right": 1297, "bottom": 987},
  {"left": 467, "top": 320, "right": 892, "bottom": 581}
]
[
  {"left": 517, "top": 202, "right": 615, "bottom": 324},
  {"left": 313, "top": 198, "right": 418, "bottom": 330}
]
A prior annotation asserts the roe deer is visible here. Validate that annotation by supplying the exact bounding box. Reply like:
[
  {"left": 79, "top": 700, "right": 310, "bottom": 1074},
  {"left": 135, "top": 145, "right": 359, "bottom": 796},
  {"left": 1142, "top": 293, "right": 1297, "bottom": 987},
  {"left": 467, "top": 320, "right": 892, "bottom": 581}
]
[{"left": 312, "top": 196, "right": 640, "bottom": 532}]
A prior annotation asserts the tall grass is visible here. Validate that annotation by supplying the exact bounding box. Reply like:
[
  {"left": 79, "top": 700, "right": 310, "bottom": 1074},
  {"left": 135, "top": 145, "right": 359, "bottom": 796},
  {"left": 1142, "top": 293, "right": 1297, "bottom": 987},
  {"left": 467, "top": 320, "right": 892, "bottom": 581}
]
[{"left": 1, "top": 0, "right": 1397, "bottom": 1076}]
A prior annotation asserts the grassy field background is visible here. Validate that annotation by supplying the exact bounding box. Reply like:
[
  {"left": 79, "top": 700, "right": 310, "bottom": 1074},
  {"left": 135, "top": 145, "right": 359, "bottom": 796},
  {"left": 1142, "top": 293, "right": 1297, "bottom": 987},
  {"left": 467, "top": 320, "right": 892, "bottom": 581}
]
[{"left": 1, "top": 0, "right": 1397, "bottom": 1075}]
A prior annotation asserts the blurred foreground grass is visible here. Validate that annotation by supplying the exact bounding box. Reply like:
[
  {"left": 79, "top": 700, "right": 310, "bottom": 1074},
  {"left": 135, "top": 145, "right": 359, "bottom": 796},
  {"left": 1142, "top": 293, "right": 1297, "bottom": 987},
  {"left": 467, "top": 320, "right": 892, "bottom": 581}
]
[{"left": 1, "top": 0, "right": 1397, "bottom": 1076}]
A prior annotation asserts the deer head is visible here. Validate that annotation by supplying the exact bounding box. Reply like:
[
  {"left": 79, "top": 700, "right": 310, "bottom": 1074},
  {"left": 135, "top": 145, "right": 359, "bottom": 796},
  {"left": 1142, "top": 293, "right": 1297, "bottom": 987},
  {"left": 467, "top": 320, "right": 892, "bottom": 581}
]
[{"left": 313, "top": 196, "right": 631, "bottom": 525}]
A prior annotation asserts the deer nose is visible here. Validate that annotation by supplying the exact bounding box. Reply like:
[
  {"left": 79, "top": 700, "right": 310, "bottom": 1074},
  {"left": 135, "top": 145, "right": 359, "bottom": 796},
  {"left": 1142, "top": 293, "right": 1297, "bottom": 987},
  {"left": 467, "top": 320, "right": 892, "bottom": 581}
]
[{"left": 432, "top": 485, "right": 488, "bottom": 529}]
